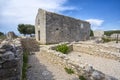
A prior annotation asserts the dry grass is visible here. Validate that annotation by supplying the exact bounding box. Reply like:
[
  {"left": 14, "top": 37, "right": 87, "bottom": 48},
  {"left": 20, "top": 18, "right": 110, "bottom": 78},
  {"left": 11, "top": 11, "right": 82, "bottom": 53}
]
[
  {"left": 21, "top": 38, "right": 40, "bottom": 80},
  {"left": 21, "top": 38, "right": 40, "bottom": 52}
]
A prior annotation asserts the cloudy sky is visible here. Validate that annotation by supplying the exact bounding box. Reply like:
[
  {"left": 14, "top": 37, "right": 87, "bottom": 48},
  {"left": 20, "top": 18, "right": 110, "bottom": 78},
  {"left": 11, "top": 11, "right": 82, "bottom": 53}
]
[{"left": 0, "top": 0, "right": 120, "bottom": 34}]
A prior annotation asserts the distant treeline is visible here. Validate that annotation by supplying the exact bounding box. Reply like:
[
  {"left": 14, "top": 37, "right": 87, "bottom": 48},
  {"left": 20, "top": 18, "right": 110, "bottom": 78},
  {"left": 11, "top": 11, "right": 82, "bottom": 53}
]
[
  {"left": 104, "top": 30, "right": 120, "bottom": 36},
  {"left": 0, "top": 32, "right": 4, "bottom": 36}
]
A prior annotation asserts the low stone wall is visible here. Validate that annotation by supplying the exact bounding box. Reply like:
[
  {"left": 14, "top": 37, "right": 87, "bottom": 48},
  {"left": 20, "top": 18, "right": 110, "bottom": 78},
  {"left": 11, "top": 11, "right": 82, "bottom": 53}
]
[
  {"left": 40, "top": 44, "right": 117, "bottom": 80},
  {"left": 0, "top": 38, "right": 23, "bottom": 80},
  {"left": 72, "top": 43, "right": 120, "bottom": 62}
]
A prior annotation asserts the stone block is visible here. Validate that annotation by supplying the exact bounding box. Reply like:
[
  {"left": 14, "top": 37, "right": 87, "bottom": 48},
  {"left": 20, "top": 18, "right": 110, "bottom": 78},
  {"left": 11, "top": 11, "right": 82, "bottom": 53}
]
[
  {"left": 0, "top": 49, "right": 6, "bottom": 54},
  {"left": 91, "top": 70, "right": 105, "bottom": 80},
  {"left": 84, "top": 65, "right": 94, "bottom": 73},
  {"left": 2, "top": 59, "right": 18, "bottom": 68},
  {"left": 2, "top": 51, "right": 15, "bottom": 60},
  {"left": 0, "top": 68, "right": 20, "bottom": 78},
  {"left": 1, "top": 44, "right": 13, "bottom": 51}
]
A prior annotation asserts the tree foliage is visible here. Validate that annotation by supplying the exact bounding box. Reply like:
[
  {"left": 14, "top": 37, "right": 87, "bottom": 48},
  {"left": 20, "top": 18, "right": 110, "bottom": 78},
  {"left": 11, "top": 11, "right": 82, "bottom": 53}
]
[
  {"left": 0, "top": 32, "right": 5, "bottom": 40},
  {"left": 90, "top": 29, "right": 94, "bottom": 36},
  {"left": 104, "top": 30, "right": 120, "bottom": 36},
  {"left": 18, "top": 24, "right": 35, "bottom": 36},
  {"left": 0, "top": 32, "right": 4, "bottom": 36}
]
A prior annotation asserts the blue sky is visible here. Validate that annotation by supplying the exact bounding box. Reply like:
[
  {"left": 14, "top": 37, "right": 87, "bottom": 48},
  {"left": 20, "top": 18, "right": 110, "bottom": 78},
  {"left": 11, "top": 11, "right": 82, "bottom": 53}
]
[{"left": 0, "top": 0, "right": 120, "bottom": 34}]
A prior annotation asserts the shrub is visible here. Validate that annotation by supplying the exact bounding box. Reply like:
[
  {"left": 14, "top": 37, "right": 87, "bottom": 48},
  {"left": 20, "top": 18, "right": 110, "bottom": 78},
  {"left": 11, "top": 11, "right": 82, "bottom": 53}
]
[
  {"left": 64, "top": 67, "right": 74, "bottom": 74},
  {"left": 90, "top": 29, "right": 94, "bottom": 36},
  {"left": 102, "top": 37, "right": 111, "bottom": 43},
  {"left": 79, "top": 76, "right": 86, "bottom": 80},
  {"left": 56, "top": 44, "right": 69, "bottom": 54}
]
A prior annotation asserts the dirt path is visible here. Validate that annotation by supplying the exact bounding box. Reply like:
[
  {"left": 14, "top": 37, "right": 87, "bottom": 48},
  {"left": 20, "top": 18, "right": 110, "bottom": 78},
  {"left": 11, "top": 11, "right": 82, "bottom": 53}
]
[
  {"left": 68, "top": 52, "right": 120, "bottom": 80},
  {"left": 27, "top": 52, "right": 79, "bottom": 80},
  {"left": 21, "top": 38, "right": 79, "bottom": 80}
]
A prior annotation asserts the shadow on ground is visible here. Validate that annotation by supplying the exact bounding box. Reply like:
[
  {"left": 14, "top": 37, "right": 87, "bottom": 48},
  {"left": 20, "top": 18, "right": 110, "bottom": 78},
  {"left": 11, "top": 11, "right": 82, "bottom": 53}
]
[
  {"left": 27, "top": 55, "right": 55, "bottom": 80},
  {"left": 21, "top": 38, "right": 55, "bottom": 80}
]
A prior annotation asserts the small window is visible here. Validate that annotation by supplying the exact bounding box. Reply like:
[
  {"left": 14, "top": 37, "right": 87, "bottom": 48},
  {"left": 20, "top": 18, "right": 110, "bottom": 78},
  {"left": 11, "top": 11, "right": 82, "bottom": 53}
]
[
  {"left": 56, "top": 28, "right": 59, "bottom": 30},
  {"left": 81, "top": 23, "right": 84, "bottom": 28}
]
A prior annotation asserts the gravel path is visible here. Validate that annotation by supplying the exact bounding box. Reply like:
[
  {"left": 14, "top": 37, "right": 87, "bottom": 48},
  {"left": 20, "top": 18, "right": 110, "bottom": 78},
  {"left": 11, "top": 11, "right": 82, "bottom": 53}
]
[
  {"left": 68, "top": 52, "right": 120, "bottom": 80},
  {"left": 27, "top": 52, "right": 79, "bottom": 80}
]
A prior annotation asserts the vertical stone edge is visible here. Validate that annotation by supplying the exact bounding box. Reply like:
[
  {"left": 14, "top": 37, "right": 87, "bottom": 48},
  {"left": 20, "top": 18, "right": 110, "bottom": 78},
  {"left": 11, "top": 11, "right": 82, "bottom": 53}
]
[{"left": 35, "top": 9, "right": 47, "bottom": 44}]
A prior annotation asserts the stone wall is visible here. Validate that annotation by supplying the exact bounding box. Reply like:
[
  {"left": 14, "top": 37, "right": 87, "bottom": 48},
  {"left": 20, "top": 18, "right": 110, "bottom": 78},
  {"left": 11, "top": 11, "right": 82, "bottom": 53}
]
[
  {"left": 0, "top": 38, "right": 23, "bottom": 80},
  {"left": 73, "top": 43, "right": 120, "bottom": 61},
  {"left": 6, "top": 31, "right": 16, "bottom": 40},
  {"left": 35, "top": 9, "right": 46, "bottom": 44},
  {"left": 40, "top": 44, "right": 117, "bottom": 80},
  {"left": 94, "top": 30, "right": 104, "bottom": 38},
  {"left": 110, "top": 33, "right": 120, "bottom": 40},
  {"left": 46, "top": 12, "right": 90, "bottom": 44},
  {"left": 35, "top": 9, "right": 90, "bottom": 44}
]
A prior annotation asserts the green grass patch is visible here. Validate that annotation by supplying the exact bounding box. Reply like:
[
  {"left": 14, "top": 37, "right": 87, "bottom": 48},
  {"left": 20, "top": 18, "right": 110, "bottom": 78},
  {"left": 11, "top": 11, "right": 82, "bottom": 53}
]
[
  {"left": 64, "top": 67, "right": 74, "bottom": 74},
  {"left": 22, "top": 50, "right": 29, "bottom": 80},
  {"left": 0, "top": 35, "right": 6, "bottom": 40},
  {"left": 56, "top": 44, "right": 69, "bottom": 54},
  {"left": 79, "top": 76, "right": 86, "bottom": 80}
]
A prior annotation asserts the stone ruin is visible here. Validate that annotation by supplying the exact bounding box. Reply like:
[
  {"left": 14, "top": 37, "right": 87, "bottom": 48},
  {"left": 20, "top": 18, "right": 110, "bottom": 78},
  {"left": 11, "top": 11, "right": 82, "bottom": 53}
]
[
  {"left": 93, "top": 30, "right": 104, "bottom": 38},
  {"left": 40, "top": 43, "right": 118, "bottom": 80},
  {"left": 110, "top": 33, "right": 120, "bottom": 40},
  {"left": 0, "top": 38, "right": 23, "bottom": 80},
  {"left": 93, "top": 30, "right": 104, "bottom": 43},
  {"left": 6, "top": 31, "right": 16, "bottom": 40},
  {"left": 35, "top": 9, "right": 90, "bottom": 44}
]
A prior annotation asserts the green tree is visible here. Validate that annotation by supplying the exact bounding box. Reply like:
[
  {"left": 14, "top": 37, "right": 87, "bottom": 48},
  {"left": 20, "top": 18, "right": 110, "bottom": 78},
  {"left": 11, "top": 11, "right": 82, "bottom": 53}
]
[
  {"left": 18, "top": 24, "right": 27, "bottom": 36},
  {"left": 26, "top": 24, "right": 35, "bottom": 36},
  {"left": 90, "top": 29, "right": 94, "bottom": 36},
  {"left": 0, "top": 32, "right": 5, "bottom": 40},
  {"left": 18, "top": 24, "right": 35, "bottom": 36},
  {"left": 0, "top": 32, "right": 4, "bottom": 36}
]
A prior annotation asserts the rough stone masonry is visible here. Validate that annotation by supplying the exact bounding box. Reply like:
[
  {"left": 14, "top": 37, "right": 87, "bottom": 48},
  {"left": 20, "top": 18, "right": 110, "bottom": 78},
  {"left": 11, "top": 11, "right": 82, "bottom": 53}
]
[
  {"left": 0, "top": 38, "right": 23, "bottom": 80},
  {"left": 35, "top": 9, "right": 91, "bottom": 44}
]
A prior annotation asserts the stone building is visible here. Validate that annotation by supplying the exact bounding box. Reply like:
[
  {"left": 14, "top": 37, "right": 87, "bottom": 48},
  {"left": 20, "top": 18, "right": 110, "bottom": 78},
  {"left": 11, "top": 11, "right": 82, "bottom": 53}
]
[
  {"left": 35, "top": 9, "right": 90, "bottom": 44},
  {"left": 110, "top": 33, "right": 120, "bottom": 40},
  {"left": 94, "top": 30, "right": 104, "bottom": 38}
]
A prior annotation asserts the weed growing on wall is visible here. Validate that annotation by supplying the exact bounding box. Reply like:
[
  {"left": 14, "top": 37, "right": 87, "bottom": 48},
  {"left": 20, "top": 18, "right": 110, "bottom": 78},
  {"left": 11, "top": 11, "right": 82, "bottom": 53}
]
[
  {"left": 64, "top": 67, "right": 74, "bottom": 74},
  {"left": 102, "top": 37, "right": 111, "bottom": 43},
  {"left": 56, "top": 44, "right": 69, "bottom": 54},
  {"left": 79, "top": 76, "right": 86, "bottom": 80}
]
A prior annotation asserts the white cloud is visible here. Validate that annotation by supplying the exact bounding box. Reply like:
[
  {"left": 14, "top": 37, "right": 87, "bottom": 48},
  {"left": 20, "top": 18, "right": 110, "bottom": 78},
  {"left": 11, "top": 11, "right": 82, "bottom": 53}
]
[
  {"left": 0, "top": 0, "right": 76, "bottom": 24},
  {"left": 86, "top": 19, "right": 104, "bottom": 30}
]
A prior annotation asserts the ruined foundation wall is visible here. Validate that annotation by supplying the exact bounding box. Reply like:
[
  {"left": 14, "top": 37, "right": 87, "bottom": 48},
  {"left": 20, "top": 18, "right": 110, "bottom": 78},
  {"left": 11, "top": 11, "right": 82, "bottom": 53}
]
[
  {"left": 73, "top": 43, "right": 120, "bottom": 61},
  {"left": 40, "top": 44, "right": 116, "bottom": 80},
  {"left": 0, "top": 38, "right": 23, "bottom": 80}
]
